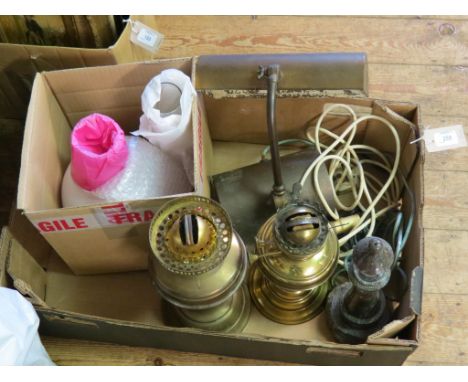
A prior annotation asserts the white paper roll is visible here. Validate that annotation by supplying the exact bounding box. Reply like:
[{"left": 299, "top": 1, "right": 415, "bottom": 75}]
[{"left": 132, "top": 69, "right": 196, "bottom": 185}]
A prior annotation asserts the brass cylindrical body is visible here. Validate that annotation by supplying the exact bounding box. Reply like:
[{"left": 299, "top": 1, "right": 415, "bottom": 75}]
[
  {"left": 149, "top": 196, "right": 250, "bottom": 333},
  {"left": 249, "top": 202, "right": 339, "bottom": 324}
]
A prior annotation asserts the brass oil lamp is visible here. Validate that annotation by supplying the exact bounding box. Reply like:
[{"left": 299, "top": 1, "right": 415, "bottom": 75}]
[
  {"left": 149, "top": 196, "right": 250, "bottom": 333},
  {"left": 250, "top": 200, "right": 357, "bottom": 324}
]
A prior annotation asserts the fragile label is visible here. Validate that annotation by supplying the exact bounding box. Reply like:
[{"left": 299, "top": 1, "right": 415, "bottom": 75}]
[
  {"left": 94, "top": 202, "right": 155, "bottom": 227},
  {"left": 32, "top": 203, "right": 158, "bottom": 234},
  {"left": 421, "top": 125, "right": 467, "bottom": 153}
]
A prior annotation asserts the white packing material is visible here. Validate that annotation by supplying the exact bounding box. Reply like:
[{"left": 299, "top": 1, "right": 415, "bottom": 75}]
[
  {"left": 62, "top": 136, "right": 192, "bottom": 207},
  {"left": 0, "top": 287, "right": 55, "bottom": 366},
  {"left": 132, "top": 69, "right": 196, "bottom": 185}
]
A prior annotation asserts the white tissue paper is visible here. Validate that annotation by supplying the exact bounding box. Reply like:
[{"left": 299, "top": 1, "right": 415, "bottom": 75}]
[
  {"left": 62, "top": 136, "right": 192, "bottom": 208},
  {"left": 0, "top": 287, "right": 55, "bottom": 366},
  {"left": 132, "top": 69, "right": 196, "bottom": 185}
]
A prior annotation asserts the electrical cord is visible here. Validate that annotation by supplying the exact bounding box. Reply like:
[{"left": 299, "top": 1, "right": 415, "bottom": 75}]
[
  {"left": 260, "top": 103, "right": 414, "bottom": 271},
  {"left": 261, "top": 138, "right": 315, "bottom": 161},
  {"left": 301, "top": 104, "right": 402, "bottom": 247}
]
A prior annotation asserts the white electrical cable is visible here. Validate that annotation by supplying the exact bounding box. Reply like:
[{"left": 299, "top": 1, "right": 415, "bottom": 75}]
[{"left": 300, "top": 103, "right": 402, "bottom": 247}]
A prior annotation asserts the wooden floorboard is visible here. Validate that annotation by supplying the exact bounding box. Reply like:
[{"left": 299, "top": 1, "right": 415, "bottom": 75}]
[
  {"left": 422, "top": 229, "right": 468, "bottom": 295},
  {"left": 41, "top": 337, "right": 298, "bottom": 366},
  {"left": 135, "top": 16, "right": 468, "bottom": 66},
  {"left": 367, "top": 64, "right": 468, "bottom": 117},
  {"left": 423, "top": 171, "right": 468, "bottom": 231},
  {"left": 34, "top": 15, "right": 468, "bottom": 366},
  {"left": 407, "top": 294, "right": 468, "bottom": 365}
]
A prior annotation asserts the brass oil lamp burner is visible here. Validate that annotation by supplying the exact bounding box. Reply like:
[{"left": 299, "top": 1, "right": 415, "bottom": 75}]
[{"left": 149, "top": 196, "right": 250, "bottom": 333}]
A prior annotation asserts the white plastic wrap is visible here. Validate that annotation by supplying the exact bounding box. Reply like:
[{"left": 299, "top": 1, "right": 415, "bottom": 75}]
[
  {"left": 0, "top": 288, "right": 55, "bottom": 366},
  {"left": 132, "top": 69, "right": 196, "bottom": 184},
  {"left": 62, "top": 136, "right": 192, "bottom": 208}
]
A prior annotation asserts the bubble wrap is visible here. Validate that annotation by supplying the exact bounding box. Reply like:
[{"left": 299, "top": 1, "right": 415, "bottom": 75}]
[
  {"left": 61, "top": 166, "right": 105, "bottom": 207},
  {"left": 62, "top": 136, "right": 192, "bottom": 207},
  {"left": 94, "top": 136, "right": 191, "bottom": 201}
]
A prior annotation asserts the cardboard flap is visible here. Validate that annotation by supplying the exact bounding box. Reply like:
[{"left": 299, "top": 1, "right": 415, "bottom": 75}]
[
  {"left": 17, "top": 72, "right": 71, "bottom": 212},
  {"left": 409, "top": 266, "right": 423, "bottom": 315},
  {"left": 0, "top": 227, "right": 12, "bottom": 287},
  {"left": 8, "top": 209, "right": 52, "bottom": 268},
  {"left": 367, "top": 314, "right": 416, "bottom": 343},
  {"left": 0, "top": 43, "right": 116, "bottom": 120},
  {"left": 364, "top": 100, "right": 419, "bottom": 179},
  {"left": 194, "top": 94, "right": 212, "bottom": 196},
  {"left": 6, "top": 233, "right": 48, "bottom": 307},
  {"left": 43, "top": 59, "right": 193, "bottom": 129}
]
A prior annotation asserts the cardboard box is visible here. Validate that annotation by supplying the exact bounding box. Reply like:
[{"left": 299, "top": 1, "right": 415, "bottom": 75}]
[
  {"left": 16, "top": 59, "right": 209, "bottom": 275},
  {"left": 2, "top": 53, "right": 424, "bottom": 364},
  {"left": 0, "top": 15, "right": 142, "bottom": 227},
  {"left": 0, "top": 17, "right": 152, "bottom": 122},
  {"left": 0, "top": 16, "right": 117, "bottom": 48}
]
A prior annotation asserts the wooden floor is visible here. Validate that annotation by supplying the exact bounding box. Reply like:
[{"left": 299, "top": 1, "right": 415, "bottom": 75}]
[{"left": 41, "top": 16, "right": 468, "bottom": 366}]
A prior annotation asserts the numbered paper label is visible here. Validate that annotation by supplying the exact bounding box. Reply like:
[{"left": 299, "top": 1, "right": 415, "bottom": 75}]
[
  {"left": 423, "top": 125, "right": 467, "bottom": 153},
  {"left": 137, "top": 28, "right": 158, "bottom": 47},
  {"left": 129, "top": 20, "right": 164, "bottom": 53}
]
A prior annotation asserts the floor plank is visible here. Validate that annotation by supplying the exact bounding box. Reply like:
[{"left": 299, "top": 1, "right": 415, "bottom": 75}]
[
  {"left": 139, "top": 16, "right": 468, "bottom": 66},
  {"left": 406, "top": 294, "right": 468, "bottom": 365},
  {"left": 367, "top": 64, "right": 468, "bottom": 117},
  {"left": 41, "top": 337, "right": 297, "bottom": 366},
  {"left": 423, "top": 170, "right": 468, "bottom": 230},
  {"left": 422, "top": 229, "right": 468, "bottom": 294}
]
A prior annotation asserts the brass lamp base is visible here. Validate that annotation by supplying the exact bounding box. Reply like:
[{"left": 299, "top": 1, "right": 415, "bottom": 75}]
[
  {"left": 249, "top": 262, "right": 329, "bottom": 325},
  {"left": 166, "top": 285, "right": 251, "bottom": 333}
]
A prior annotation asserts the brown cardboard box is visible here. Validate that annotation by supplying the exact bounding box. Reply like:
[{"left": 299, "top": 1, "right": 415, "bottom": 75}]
[
  {"left": 16, "top": 59, "right": 209, "bottom": 275},
  {"left": 0, "top": 16, "right": 163, "bottom": 122},
  {"left": 0, "top": 15, "right": 148, "bottom": 227},
  {"left": 0, "top": 16, "right": 117, "bottom": 48},
  {"left": 0, "top": 19, "right": 115, "bottom": 228},
  {"left": 0, "top": 16, "right": 151, "bottom": 122},
  {"left": 1, "top": 53, "right": 423, "bottom": 363}
]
